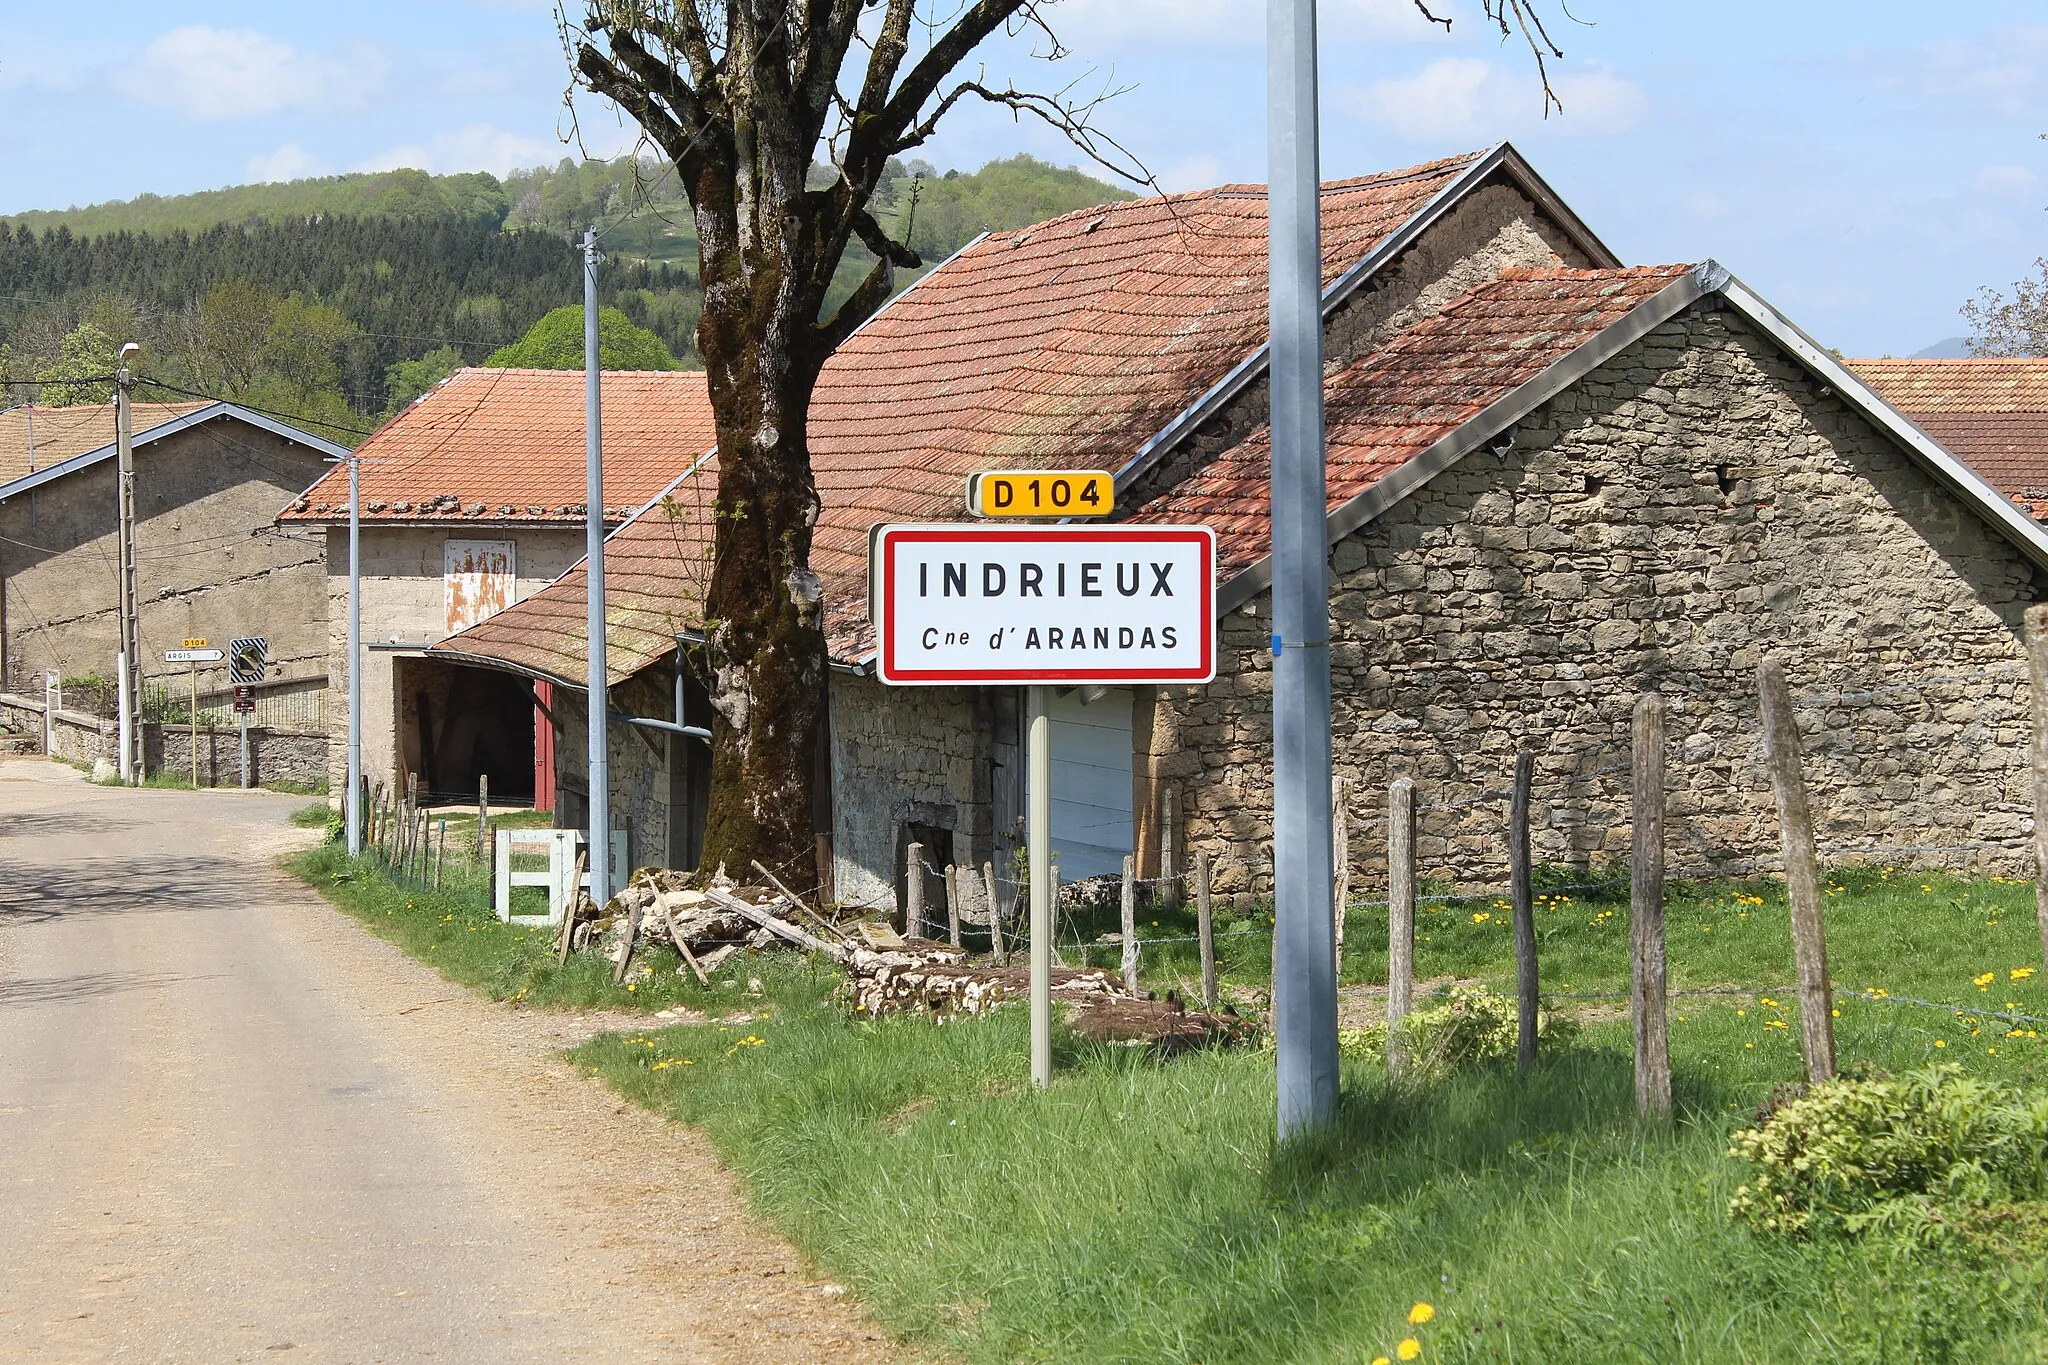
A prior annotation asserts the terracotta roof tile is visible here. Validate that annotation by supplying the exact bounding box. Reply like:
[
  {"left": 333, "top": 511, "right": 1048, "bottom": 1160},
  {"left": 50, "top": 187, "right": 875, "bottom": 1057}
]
[
  {"left": 1848, "top": 359, "right": 2048, "bottom": 512},
  {"left": 0, "top": 401, "right": 211, "bottom": 484},
  {"left": 282, "top": 368, "right": 716, "bottom": 524},
  {"left": 809, "top": 152, "right": 1485, "bottom": 657},
  {"left": 444, "top": 153, "right": 1511, "bottom": 682},
  {"left": 1131, "top": 265, "right": 1694, "bottom": 576}
]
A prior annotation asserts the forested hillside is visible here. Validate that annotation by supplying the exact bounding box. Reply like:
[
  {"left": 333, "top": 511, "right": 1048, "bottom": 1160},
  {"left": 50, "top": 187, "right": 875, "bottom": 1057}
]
[{"left": 0, "top": 153, "right": 1133, "bottom": 443}]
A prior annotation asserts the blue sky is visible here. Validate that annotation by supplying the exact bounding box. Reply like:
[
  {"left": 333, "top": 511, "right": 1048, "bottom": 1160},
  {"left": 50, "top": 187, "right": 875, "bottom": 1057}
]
[{"left": 2, "top": 2, "right": 2043, "bottom": 356}]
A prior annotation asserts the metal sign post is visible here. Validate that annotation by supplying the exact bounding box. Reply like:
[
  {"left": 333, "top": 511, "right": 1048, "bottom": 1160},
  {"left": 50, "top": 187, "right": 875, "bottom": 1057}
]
[
  {"left": 870, "top": 515, "right": 1215, "bottom": 1087},
  {"left": 165, "top": 642, "right": 223, "bottom": 790},
  {"left": 229, "top": 639, "right": 266, "bottom": 792},
  {"left": 1267, "top": 0, "right": 1339, "bottom": 1140}
]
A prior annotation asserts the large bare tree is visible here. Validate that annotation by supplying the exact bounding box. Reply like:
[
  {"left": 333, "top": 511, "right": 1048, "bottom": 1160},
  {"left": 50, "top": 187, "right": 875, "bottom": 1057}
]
[{"left": 562, "top": 0, "right": 1575, "bottom": 888}]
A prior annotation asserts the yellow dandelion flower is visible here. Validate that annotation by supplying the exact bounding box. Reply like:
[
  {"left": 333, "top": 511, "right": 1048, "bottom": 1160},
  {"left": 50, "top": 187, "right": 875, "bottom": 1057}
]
[
  {"left": 1374, "top": 1358, "right": 1390, "bottom": 1365},
  {"left": 1935, "top": 1039, "right": 1947, "bottom": 1049},
  {"left": 1397, "top": 1339, "right": 1422, "bottom": 1362},
  {"left": 2012, "top": 967, "right": 2037, "bottom": 981},
  {"left": 1407, "top": 1303, "right": 1435, "bottom": 1326}
]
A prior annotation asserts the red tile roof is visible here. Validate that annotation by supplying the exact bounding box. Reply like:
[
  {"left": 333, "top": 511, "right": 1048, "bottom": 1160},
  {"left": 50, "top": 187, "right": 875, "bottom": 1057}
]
[
  {"left": 1132, "top": 266, "right": 1695, "bottom": 576},
  {"left": 443, "top": 153, "right": 1611, "bottom": 683},
  {"left": 808, "top": 152, "right": 1486, "bottom": 657},
  {"left": 1848, "top": 359, "right": 2048, "bottom": 515},
  {"left": 281, "top": 368, "right": 716, "bottom": 525}
]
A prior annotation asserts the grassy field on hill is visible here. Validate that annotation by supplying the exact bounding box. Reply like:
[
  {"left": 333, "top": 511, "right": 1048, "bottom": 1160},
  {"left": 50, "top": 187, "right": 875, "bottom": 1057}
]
[{"left": 285, "top": 829, "right": 2048, "bottom": 1362}]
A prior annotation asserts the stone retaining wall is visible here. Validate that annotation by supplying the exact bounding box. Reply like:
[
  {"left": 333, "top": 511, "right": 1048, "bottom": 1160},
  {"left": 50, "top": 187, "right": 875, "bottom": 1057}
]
[
  {"left": 146, "top": 723, "right": 329, "bottom": 791},
  {"left": 1157, "top": 303, "right": 2039, "bottom": 903}
]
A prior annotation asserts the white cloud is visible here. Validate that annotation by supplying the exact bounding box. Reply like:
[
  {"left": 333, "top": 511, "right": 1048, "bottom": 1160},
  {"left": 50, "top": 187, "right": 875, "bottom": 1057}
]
[
  {"left": 1975, "top": 164, "right": 2040, "bottom": 197},
  {"left": 356, "top": 124, "right": 559, "bottom": 178},
  {"left": 1839, "top": 26, "right": 2048, "bottom": 122},
  {"left": 1158, "top": 154, "right": 1225, "bottom": 193},
  {"left": 1337, "top": 57, "right": 1644, "bottom": 142},
  {"left": 245, "top": 143, "right": 332, "bottom": 183},
  {"left": 123, "top": 26, "right": 383, "bottom": 121}
]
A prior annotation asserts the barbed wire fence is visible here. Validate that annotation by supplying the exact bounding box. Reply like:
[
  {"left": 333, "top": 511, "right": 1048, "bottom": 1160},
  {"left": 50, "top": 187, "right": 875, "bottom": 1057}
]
[{"left": 869, "top": 647, "right": 2048, "bottom": 1104}]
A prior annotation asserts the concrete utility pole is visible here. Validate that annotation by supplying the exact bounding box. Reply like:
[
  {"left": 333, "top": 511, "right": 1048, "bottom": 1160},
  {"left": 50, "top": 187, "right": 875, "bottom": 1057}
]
[
  {"left": 1266, "top": 0, "right": 1339, "bottom": 1139},
  {"left": 1027, "top": 684, "right": 1052, "bottom": 1088},
  {"left": 113, "top": 344, "right": 144, "bottom": 785},
  {"left": 583, "top": 228, "right": 612, "bottom": 906},
  {"left": 345, "top": 454, "right": 363, "bottom": 855}
]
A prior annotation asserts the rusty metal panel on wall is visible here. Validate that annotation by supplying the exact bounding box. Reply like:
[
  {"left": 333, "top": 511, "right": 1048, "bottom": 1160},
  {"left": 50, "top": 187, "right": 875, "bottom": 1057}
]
[{"left": 444, "top": 539, "right": 516, "bottom": 635}]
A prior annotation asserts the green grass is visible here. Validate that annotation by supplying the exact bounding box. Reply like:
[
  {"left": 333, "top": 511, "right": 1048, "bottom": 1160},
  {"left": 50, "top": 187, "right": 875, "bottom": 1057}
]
[
  {"left": 566, "top": 864, "right": 2048, "bottom": 1364},
  {"left": 284, "top": 841, "right": 836, "bottom": 1016}
]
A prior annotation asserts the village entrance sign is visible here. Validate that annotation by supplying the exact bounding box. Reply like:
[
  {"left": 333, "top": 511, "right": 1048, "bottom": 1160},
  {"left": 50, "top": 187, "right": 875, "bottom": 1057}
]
[{"left": 870, "top": 490, "right": 1216, "bottom": 1087}]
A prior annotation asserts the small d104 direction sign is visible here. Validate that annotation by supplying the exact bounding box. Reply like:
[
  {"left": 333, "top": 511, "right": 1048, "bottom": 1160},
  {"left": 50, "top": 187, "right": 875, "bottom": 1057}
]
[
  {"left": 966, "top": 469, "right": 1111, "bottom": 519},
  {"left": 871, "top": 523, "right": 1214, "bottom": 686}
]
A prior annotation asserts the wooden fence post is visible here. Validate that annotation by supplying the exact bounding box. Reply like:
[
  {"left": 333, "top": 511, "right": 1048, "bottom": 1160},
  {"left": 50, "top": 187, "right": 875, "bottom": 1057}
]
[
  {"left": 984, "top": 861, "right": 1005, "bottom": 964},
  {"left": 475, "top": 773, "right": 489, "bottom": 858},
  {"left": 905, "top": 840, "right": 925, "bottom": 940},
  {"left": 945, "top": 864, "right": 962, "bottom": 948},
  {"left": 1387, "top": 776, "right": 1416, "bottom": 1077},
  {"left": 2025, "top": 605, "right": 2048, "bottom": 979},
  {"left": 1332, "top": 775, "right": 1351, "bottom": 962},
  {"left": 558, "top": 846, "right": 587, "bottom": 964},
  {"left": 1510, "top": 749, "right": 1538, "bottom": 1075},
  {"left": 1195, "top": 850, "right": 1217, "bottom": 1011},
  {"left": 1050, "top": 861, "right": 1064, "bottom": 966},
  {"left": 434, "top": 818, "right": 447, "bottom": 891},
  {"left": 1121, "top": 853, "right": 1140, "bottom": 997},
  {"left": 1758, "top": 659, "right": 1836, "bottom": 1083},
  {"left": 1631, "top": 695, "right": 1671, "bottom": 1120}
]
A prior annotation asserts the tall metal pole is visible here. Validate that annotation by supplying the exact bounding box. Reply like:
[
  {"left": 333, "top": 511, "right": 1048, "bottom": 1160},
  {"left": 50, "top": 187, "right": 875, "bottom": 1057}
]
[
  {"left": 1267, "top": 0, "right": 1338, "bottom": 1139},
  {"left": 114, "top": 347, "right": 142, "bottom": 785},
  {"left": 346, "top": 455, "right": 363, "bottom": 854},
  {"left": 1027, "top": 684, "right": 1053, "bottom": 1088},
  {"left": 583, "top": 227, "right": 612, "bottom": 906}
]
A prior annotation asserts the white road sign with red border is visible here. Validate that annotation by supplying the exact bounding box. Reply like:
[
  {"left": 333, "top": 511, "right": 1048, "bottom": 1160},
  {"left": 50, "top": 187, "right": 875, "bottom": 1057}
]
[{"left": 870, "top": 524, "right": 1215, "bottom": 686}]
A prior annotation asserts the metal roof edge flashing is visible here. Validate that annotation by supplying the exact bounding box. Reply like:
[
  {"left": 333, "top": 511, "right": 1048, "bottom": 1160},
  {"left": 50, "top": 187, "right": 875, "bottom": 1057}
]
[
  {"left": 1214, "top": 267, "right": 1708, "bottom": 615},
  {"left": 1114, "top": 143, "right": 1614, "bottom": 499},
  {"left": 1710, "top": 268, "right": 2048, "bottom": 570}
]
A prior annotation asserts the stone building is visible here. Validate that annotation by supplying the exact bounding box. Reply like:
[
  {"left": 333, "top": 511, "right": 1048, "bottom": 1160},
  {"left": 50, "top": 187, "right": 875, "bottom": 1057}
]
[
  {"left": 0, "top": 400, "right": 344, "bottom": 754},
  {"left": 435, "top": 143, "right": 2048, "bottom": 915},
  {"left": 281, "top": 367, "right": 716, "bottom": 807}
]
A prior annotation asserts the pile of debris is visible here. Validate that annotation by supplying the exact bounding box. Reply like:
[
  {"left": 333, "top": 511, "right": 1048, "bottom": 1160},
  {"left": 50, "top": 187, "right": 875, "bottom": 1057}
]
[
  {"left": 566, "top": 862, "right": 851, "bottom": 983},
  {"left": 845, "top": 939, "right": 1122, "bottom": 1018},
  {"left": 846, "top": 938, "right": 1256, "bottom": 1054}
]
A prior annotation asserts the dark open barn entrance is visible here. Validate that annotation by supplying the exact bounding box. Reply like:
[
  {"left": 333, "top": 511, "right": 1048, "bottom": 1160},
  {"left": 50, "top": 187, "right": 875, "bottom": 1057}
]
[{"left": 398, "top": 656, "right": 536, "bottom": 804}]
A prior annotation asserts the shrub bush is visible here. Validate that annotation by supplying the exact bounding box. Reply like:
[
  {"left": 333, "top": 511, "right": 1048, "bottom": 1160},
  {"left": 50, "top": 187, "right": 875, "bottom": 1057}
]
[
  {"left": 1728, "top": 1065, "right": 2048, "bottom": 1243},
  {"left": 1328, "top": 986, "right": 1578, "bottom": 1076}
]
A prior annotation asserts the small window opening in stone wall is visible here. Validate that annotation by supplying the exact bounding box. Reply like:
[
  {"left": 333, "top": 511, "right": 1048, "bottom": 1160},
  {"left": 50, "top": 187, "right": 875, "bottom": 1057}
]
[
  {"left": 1714, "top": 464, "right": 1737, "bottom": 497},
  {"left": 1584, "top": 474, "right": 1605, "bottom": 496}
]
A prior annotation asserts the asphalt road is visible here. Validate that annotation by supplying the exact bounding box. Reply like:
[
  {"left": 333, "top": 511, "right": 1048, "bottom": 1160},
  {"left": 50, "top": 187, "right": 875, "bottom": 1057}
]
[{"left": 0, "top": 761, "right": 893, "bottom": 1364}]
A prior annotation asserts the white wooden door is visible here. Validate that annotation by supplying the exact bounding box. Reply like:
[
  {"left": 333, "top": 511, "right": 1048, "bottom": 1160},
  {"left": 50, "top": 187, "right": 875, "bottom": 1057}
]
[{"left": 1044, "top": 688, "right": 1133, "bottom": 880}]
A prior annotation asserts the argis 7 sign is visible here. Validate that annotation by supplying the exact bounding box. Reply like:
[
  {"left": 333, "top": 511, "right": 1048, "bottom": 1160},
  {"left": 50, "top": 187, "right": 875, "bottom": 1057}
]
[{"left": 870, "top": 523, "right": 1215, "bottom": 685}]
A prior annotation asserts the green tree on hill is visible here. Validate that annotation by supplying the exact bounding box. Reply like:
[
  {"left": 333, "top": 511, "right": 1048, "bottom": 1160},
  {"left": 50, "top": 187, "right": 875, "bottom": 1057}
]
[{"left": 483, "top": 305, "right": 682, "bottom": 371}]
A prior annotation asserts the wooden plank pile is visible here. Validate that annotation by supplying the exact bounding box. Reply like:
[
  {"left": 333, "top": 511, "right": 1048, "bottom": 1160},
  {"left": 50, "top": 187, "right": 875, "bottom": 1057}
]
[{"left": 578, "top": 866, "right": 852, "bottom": 981}]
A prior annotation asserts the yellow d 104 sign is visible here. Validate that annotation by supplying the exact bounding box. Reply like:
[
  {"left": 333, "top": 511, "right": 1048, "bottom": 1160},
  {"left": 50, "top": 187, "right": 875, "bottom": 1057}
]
[
  {"left": 181, "top": 637, "right": 208, "bottom": 649},
  {"left": 967, "top": 470, "right": 1111, "bottom": 519}
]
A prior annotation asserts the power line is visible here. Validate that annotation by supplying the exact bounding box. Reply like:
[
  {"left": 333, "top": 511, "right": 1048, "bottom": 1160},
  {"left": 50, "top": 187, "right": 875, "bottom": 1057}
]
[{"left": 132, "top": 377, "right": 380, "bottom": 438}]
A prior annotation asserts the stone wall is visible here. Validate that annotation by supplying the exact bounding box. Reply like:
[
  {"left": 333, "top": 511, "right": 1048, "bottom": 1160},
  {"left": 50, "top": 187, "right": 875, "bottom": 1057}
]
[
  {"left": 828, "top": 671, "right": 993, "bottom": 915},
  {"left": 147, "top": 724, "right": 328, "bottom": 790},
  {"left": 546, "top": 675, "right": 680, "bottom": 875},
  {"left": 1161, "top": 302, "right": 2041, "bottom": 902},
  {"left": 0, "top": 692, "right": 114, "bottom": 767},
  {"left": 0, "top": 420, "right": 330, "bottom": 698}
]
